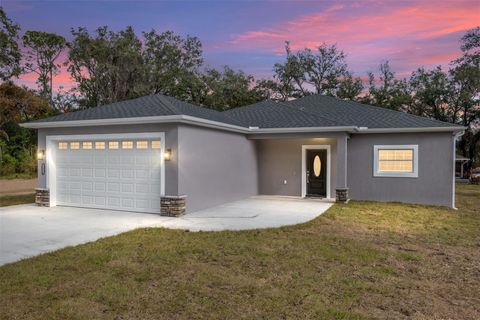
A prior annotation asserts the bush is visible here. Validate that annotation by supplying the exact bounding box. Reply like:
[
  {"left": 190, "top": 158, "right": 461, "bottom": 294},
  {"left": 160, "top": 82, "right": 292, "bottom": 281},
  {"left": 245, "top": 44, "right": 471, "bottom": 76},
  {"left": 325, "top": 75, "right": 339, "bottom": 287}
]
[
  {"left": 16, "top": 149, "right": 36, "bottom": 176},
  {"left": 0, "top": 153, "right": 17, "bottom": 176}
]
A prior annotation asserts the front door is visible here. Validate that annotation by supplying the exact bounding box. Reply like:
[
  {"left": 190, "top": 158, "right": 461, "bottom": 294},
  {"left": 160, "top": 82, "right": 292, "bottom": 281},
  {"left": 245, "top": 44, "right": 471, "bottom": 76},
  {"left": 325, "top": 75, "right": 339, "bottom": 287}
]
[{"left": 306, "top": 149, "right": 327, "bottom": 197}]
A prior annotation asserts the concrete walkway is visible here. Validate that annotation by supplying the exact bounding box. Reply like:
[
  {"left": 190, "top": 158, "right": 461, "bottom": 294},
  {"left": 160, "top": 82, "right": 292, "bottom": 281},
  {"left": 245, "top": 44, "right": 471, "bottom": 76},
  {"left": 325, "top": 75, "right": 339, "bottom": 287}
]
[{"left": 0, "top": 197, "right": 332, "bottom": 265}]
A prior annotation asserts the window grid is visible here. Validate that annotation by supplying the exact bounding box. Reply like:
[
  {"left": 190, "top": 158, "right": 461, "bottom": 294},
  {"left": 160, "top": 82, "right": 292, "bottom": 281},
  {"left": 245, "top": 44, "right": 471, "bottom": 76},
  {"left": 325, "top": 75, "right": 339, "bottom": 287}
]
[
  {"left": 58, "top": 142, "right": 68, "bottom": 150},
  {"left": 122, "top": 141, "right": 133, "bottom": 149},
  {"left": 374, "top": 145, "right": 418, "bottom": 178},
  {"left": 95, "top": 141, "right": 105, "bottom": 149},
  {"left": 70, "top": 142, "right": 80, "bottom": 150},
  {"left": 136, "top": 141, "right": 148, "bottom": 149},
  {"left": 82, "top": 142, "right": 93, "bottom": 149},
  {"left": 109, "top": 141, "right": 119, "bottom": 149},
  {"left": 151, "top": 140, "right": 161, "bottom": 149},
  {"left": 378, "top": 149, "right": 414, "bottom": 173}
]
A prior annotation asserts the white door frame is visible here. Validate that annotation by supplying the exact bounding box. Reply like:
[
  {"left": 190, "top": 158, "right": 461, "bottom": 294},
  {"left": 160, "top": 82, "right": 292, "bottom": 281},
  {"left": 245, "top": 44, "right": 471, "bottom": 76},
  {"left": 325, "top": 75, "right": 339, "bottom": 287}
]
[
  {"left": 46, "top": 132, "right": 165, "bottom": 207},
  {"left": 301, "top": 145, "right": 331, "bottom": 199}
]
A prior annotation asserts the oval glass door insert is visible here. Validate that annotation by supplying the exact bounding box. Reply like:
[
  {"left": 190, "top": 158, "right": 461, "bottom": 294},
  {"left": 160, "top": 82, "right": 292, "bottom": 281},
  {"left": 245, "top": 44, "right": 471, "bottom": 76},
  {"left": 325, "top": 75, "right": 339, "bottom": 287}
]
[{"left": 313, "top": 155, "right": 321, "bottom": 177}]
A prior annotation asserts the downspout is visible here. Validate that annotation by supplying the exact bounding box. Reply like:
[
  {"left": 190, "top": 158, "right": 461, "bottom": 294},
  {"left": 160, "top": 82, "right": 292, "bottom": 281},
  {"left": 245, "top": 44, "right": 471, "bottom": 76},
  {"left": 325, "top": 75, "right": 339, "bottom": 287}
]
[{"left": 452, "top": 130, "right": 465, "bottom": 209}]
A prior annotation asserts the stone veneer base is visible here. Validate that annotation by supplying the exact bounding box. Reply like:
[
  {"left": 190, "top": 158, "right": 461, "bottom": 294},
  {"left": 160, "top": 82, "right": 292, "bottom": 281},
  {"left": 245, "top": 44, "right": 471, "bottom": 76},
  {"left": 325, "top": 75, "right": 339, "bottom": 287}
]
[
  {"left": 160, "top": 195, "right": 187, "bottom": 217},
  {"left": 35, "top": 188, "right": 50, "bottom": 206},
  {"left": 335, "top": 188, "right": 349, "bottom": 203}
]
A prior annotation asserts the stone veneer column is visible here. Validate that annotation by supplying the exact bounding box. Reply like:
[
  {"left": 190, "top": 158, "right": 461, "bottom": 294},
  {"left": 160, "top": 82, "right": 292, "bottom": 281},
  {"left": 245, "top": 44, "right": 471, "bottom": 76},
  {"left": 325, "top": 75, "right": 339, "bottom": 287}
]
[
  {"left": 160, "top": 195, "right": 187, "bottom": 217},
  {"left": 35, "top": 188, "right": 50, "bottom": 206},
  {"left": 335, "top": 188, "right": 349, "bottom": 203}
]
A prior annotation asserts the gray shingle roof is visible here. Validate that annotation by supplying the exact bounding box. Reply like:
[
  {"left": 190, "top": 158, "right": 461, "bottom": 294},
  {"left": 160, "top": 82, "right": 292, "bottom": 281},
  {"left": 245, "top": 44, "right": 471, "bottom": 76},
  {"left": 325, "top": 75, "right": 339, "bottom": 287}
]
[
  {"left": 284, "top": 95, "right": 455, "bottom": 128},
  {"left": 29, "top": 93, "right": 458, "bottom": 130},
  {"left": 223, "top": 100, "right": 340, "bottom": 128},
  {"left": 31, "top": 94, "right": 244, "bottom": 127}
]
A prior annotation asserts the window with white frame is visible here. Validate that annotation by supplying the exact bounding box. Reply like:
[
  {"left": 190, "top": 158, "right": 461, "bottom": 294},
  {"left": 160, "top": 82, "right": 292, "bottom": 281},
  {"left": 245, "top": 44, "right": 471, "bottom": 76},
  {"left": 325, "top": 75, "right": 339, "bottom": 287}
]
[{"left": 373, "top": 145, "right": 418, "bottom": 178}]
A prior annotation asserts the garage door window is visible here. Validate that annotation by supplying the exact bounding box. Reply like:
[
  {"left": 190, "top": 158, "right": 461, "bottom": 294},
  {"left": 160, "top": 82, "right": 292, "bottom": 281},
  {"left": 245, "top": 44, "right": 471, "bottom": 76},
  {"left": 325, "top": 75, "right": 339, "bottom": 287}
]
[
  {"left": 70, "top": 142, "right": 80, "bottom": 150},
  {"left": 82, "top": 142, "right": 92, "bottom": 149},
  {"left": 136, "top": 141, "right": 148, "bottom": 149},
  {"left": 122, "top": 141, "right": 133, "bottom": 149},
  {"left": 58, "top": 142, "right": 68, "bottom": 150},
  {"left": 109, "top": 141, "right": 119, "bottom": 149},
  {"left": 95, "top": 141, "right": 105, "bottom": 149},
  {"left": 152, "top": 141, "right": 161, "bottom": 149}
]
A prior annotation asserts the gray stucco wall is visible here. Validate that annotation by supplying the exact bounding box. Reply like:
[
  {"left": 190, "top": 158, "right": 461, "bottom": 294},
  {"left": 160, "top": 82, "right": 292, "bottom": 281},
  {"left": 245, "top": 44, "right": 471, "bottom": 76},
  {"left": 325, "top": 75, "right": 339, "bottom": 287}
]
[
  {"left": 37, "top": 124, "right": 179, "bottom": 196},
  {"left": 347, "top": 132, "right": 454, "bottom": 207},
  {"left": 177, "top": 124, "right": 258, "bottom": 212},
  {"left": 255, "top": 135, "right": 344, "bottom": 197},
  {"left": 178, "top": 125, "right": 258, "bottom": 212}
]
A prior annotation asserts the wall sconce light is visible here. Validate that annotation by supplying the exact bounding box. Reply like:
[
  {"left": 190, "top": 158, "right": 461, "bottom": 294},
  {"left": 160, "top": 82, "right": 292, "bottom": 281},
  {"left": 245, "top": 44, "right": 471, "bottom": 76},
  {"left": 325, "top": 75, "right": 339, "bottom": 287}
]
[
  {"left": 37, "top": 149, "right": 45, "bottom": 160},
  {"left": 164, "top": 148, "right": 172, "bottom": 161}
]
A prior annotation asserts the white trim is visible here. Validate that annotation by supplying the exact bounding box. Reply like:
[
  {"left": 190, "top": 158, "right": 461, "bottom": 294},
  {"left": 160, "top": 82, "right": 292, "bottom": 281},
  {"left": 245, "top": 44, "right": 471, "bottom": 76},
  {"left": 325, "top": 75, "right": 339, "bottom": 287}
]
[
  {"left": 23, "top": 115, "right": 248, "bottom": 133},
  {"left": 356, "top": 127, "right": 465, "bottom": 133},
  {"left": 249, "top": 126, "right": 357, "bottom": 134},
  {"left": 452, "top": 131, "right": 465, "bottom": 209},
  {"left": 20, "top": 115, "right": 466, "bottom": 135},
  {"left": 46, "top": 132, "right": 165, "bottom": 208},
  {"left": 301, "top": 145, "right": 332, "bottom": 200},
  {"left": 373, "top": 145, "right": 419, "bottom": 178}
]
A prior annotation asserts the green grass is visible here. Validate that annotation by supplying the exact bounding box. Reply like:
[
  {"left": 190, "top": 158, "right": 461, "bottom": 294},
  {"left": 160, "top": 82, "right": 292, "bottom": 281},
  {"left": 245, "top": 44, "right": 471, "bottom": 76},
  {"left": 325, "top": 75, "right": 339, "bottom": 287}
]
[
  {"left": 0, "top": 184, "right": 479, "bottom": 319},
  {"left": 0, "top": 173, "right": 36, "bottom": 180},
  {"left": 0, "top": 193, "right": 35, "bottom": 206}
]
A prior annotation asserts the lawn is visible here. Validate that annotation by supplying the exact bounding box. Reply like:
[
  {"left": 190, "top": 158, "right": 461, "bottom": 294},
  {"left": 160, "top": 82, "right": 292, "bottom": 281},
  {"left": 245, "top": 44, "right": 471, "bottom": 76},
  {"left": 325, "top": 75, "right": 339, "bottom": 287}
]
[
  {"left": 0, "top": 193, "right": 35, "bottom": 207},
  {"left": 1, "top": 184, "right": 479, "bottom": 319}
]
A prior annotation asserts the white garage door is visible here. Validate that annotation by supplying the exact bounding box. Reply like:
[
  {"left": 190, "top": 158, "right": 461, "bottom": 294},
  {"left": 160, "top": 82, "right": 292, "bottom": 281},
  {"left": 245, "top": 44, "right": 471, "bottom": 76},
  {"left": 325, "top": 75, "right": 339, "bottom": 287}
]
[{"left": 54, "top": 138, "right": 162, "bottom": 213}]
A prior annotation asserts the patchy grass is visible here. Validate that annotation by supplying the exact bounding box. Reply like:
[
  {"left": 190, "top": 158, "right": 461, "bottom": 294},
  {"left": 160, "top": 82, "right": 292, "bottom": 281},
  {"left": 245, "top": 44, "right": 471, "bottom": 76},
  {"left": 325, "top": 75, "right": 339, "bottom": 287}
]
[
  {"left": 0, "top": 173, "right": 36, "bottom": 180},
  {"left": 0, "top": 193, "right": 35, "bottom": 206},
  {"left": 0, "top": 184, "right": 479, "bottom": 319}
]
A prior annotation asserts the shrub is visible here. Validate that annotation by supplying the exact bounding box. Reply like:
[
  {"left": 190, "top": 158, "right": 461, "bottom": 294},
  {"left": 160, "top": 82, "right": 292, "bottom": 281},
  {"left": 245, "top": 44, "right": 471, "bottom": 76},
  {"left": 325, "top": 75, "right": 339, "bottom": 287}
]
[{"left": 0, "top": 153, "right": 17, "bottom": 176}]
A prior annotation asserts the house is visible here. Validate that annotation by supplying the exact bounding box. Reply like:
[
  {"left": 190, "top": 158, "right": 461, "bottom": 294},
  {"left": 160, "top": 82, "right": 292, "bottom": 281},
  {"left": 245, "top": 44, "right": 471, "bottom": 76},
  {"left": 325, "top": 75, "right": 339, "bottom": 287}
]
[{"left": 22, "top": 94, "right": 465, "bottom": 216}]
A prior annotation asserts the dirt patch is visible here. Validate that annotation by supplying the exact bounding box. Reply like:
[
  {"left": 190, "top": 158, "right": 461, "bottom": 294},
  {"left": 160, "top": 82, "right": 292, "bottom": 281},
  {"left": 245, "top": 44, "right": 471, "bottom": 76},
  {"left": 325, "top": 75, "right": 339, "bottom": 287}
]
[{"left": 0, "top": 178, "right": 37, "bottom": 195}]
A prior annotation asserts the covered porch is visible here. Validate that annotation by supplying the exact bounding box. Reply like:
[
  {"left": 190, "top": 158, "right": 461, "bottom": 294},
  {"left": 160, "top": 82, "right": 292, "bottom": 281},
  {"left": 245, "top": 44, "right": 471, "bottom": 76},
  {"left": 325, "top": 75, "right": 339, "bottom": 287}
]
[{"left": 250, "top": 132, "right": 349, "bottom": 202}]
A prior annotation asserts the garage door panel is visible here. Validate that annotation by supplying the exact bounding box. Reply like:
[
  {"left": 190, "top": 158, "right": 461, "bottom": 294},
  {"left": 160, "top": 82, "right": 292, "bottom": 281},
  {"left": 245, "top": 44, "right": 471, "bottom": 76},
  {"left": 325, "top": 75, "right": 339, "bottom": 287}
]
[
  {"left": 122, "top": 169, "right": 134, "bottom": 179},
  {"left": 55, "top": 138, "right": 162, "bottom": 213},
  {"left": 121, "top": 183, "right": 134, "bottom": 193},
  {"left": 82, "top": 182, "right": 93, "bottom": 191},
  {"left": 135, "top": 169, "right": 149, "bottom": 179},
  {"left": 95, "top": 169, "right": 106, "bottom": 178},
  {"left": 107, "top": 169, "right": 119, "bottom": 178},
  {"left": 82, "top": 168, "right": 93, "bottom": 177},
  {"left": 95, "top": 155, "right": 106, "bottom": 165},
  {"left": 107, "top": 182, "right": 120, "bottom": 192},
  {"left": 82, "top": 195, "right": 93, "bottom": 205}
]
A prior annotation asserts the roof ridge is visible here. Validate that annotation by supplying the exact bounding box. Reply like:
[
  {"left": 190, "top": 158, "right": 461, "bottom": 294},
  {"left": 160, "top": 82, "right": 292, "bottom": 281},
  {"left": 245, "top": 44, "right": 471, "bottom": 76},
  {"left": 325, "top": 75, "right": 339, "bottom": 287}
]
[
  {"left": 282, "top": 98, "right": 343, "bottom": 125},
  {"left": 155, "top": 94, "right": 182, "bottom": 114}
]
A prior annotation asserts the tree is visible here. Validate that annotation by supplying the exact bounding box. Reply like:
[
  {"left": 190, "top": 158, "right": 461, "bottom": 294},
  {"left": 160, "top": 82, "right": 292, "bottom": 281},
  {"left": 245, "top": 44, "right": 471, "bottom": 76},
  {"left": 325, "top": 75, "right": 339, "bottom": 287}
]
[
  {"left": 200, "top": 66, "right": 263, "bottom": 111},
  {"left": 22, "top": 31, "right": 66, "bottom": 101},
  {"left": 267, "top": 42, "right": 356, "bottom": 100},
  {"left": 68, "top": 26, "right": 145, "bottom": 108},
  {"left": 364, "top": 61, "right": 411, "bottom": 111},
  {"left": 302, "top": 43, "right": 349, "bottom": 95},
  {"left": 0, "top": 82, "right": 51, "bottom": 175},
  {"left": 450, "top": 27, "right": 480, "bottom": 163},
  {"left": 336, "top": 72, "right": 363, "bottom": 100},
  {"left": 143, "top": 30, "right": 203, "bottom": 99},
  {"left": 0, "top": 7, "right": 21, "bottom": 81},
  {"left": 407, "top": 66, "right": 451, "bottom": 121},
  {"left": 272, "top": 42, "right": 309, "bottom": 98}
]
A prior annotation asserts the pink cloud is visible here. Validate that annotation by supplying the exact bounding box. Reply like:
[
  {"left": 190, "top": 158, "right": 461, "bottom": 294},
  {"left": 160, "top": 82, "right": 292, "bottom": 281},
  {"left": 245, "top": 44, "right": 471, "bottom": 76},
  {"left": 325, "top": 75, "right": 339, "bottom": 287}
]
[{"left": 227, "top": 0, "right": 479, "bottom": 73}]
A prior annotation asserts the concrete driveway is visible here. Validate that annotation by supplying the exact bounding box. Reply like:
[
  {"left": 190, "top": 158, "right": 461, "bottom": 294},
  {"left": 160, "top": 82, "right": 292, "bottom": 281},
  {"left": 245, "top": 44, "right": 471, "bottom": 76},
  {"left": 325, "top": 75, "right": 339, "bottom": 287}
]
[{"left": 0, "top": 197, "right": 332, "bottom": 265}]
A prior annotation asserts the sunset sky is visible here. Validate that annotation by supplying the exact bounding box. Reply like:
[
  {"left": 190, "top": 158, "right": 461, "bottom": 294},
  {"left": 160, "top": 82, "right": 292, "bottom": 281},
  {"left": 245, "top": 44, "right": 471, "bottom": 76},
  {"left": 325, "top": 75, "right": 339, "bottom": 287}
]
[{"left": 3, "top": 0, "right": 480, "bottom": 92}]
